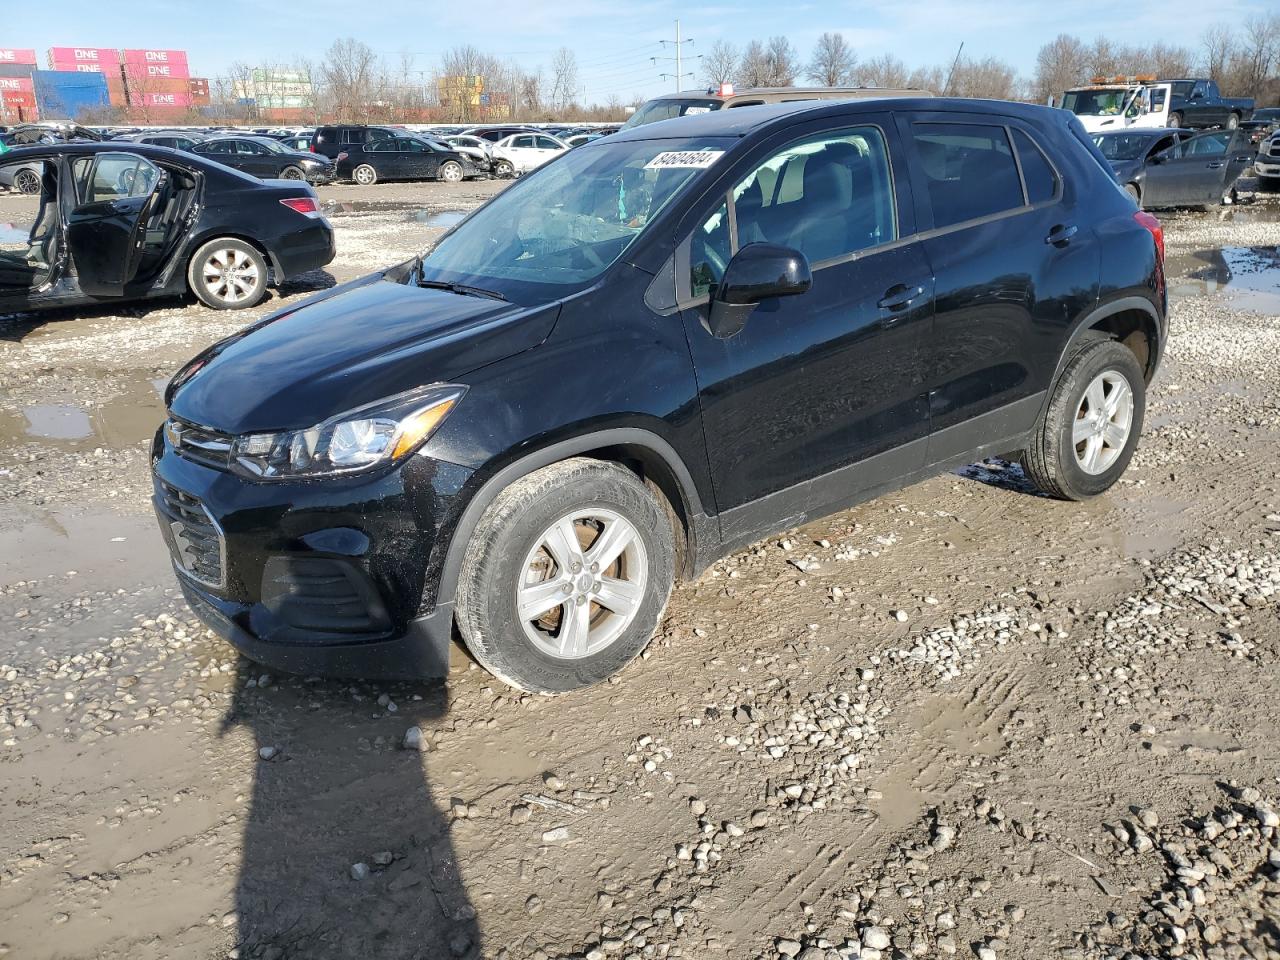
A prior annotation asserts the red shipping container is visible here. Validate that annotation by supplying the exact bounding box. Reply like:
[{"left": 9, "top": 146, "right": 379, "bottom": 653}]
[
  {"left": 0, "top": 75, "right": 35, "bottom": 93},
  {"left": 47, "top": 47, "right": 120, "bottom": 69},
  {"left": 127, "top": 75, "right": 189, "bottom": 96},
  {"left": 0, "top": 49, "right": 38, "bottom": 65},
  {"left": 2, "top": 90, "right": 38, "bottom": 121},
  {"left": 135, "top": 90, "right": 192, "bottom": 108},
  {"left": 122, "top": 49, "right": 189, "bottom": 79}
]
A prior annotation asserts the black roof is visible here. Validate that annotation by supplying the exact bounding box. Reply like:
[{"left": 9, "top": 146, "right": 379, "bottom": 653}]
[
  {"left": 608, "top": 97, "right": 1062, "bottom": 142},
  {"left": 1093, "top": 127, "right": 1197, "bottom": 140},
  {"left": 0, "top": 141, "right": 258, "bottom": 180}
]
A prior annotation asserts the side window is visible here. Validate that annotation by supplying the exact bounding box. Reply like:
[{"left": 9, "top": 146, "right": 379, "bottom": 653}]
[
  {"left": 513, "top": 135, "right": 535, "bottom": 149},
  {"left": 80, "top": 153, "right": 158, "bottom": 204},
  {"left": 690, "top": 201, "right": 731, "bottom": 298},
  {"left": 733, "top": 126, "right": 897, "bottom": 264},
  {"left": 536, "top": 136, "right": 562, "bottom": 150},
  {"left": 366, "top": 140, "right": 393, "bottom": 153},
  {"left": 912, "top": 123, "right": 1022, "bottom": 229},
  {"left": 1150, "top": 135, "right": 1175, "bottom": 158},
  {"left": 1186, "top": 133, "right": 1229, "bottom": 156},
  {"left": 1010, "top": 129, "right": 1058, "bottom": 204}
]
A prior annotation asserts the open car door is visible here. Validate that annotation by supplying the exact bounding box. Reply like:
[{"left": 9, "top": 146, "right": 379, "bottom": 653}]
[{"left": 65, "top": 151, "right": 167, "bottom": 297}]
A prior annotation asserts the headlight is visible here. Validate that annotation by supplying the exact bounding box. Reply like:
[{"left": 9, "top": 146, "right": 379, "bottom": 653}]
[{"left": 230, "top": 384, "right": 466, "bottom": 480}]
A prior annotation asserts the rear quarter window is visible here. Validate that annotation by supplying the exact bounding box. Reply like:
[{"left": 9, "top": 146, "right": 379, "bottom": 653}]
[{"left": 1010, "top": 128, "right": 1059, "bottom": 204}]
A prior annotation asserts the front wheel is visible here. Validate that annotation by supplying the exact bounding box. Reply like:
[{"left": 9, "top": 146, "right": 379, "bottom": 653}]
[
  {"left": 493, "top": 159, "right": 514, "bottom": 179},
  {"left": 352, "top": 164, "right": 378, "bottom": 186},
  {"left": 438, "top": 160, "right": 464, "bottom": 183},
  {"left": 1021, "top": 339, "right": 1145, "bottom": 500},
  {"left": 13, "top": 168, "right": 41, "bottom": 194},
  {"left": 187, "top": 238, "right": 269, "bottom": 310},
  {"left": 280, "top": 165, "right": 306, "bottom": 180},
  {"left": 456, "top": 458, "right": 676, "bottom": 693}
]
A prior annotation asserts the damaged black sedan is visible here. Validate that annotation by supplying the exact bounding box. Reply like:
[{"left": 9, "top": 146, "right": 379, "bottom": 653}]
[{"left": 0, "top": 142, "right": 334, "bottom": 312}]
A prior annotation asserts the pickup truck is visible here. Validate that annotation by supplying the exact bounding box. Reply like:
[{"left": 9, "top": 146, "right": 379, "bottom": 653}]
[{"left": 1165, "top": 79, "right": 1253, "bottom": 130}]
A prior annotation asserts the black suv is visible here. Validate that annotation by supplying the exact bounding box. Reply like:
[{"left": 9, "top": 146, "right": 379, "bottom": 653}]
[
  {"left": 311, "top": 124, "right": 402, "bottom": 160},
  {"left": 154, "top": 98, "right": 1167, "bottom": 693}
]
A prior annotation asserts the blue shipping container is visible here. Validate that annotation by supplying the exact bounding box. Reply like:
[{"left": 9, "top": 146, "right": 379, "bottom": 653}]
[{"left": 33, "top": 70, "right": 108, "bottom": 119}]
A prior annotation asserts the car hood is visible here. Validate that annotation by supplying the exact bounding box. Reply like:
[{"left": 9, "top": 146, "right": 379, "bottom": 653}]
[{"left": 168, "top": 273, "right": 558, "bottom": 434}]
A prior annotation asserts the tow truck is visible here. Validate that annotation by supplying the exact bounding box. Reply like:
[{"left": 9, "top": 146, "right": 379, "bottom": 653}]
[{"left": 1060, "top": 76, "right": 1173, "bottom": 133}]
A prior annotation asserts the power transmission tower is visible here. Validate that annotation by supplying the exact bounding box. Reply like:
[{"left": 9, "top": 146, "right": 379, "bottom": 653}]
[{"left": 652, "top": 19, "right": 697, "bottom": 92}]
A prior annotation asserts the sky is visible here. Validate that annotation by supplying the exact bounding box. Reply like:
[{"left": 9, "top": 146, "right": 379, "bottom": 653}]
[{"left": 17, "top": 0, "right": 1277, "bottom": 103}]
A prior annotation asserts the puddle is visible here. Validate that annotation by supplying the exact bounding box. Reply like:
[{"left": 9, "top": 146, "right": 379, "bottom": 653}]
[
  {"left": 1167, "top": 245, "right": 1280, "bottom": 313},
  {"left": 0, "top": 377, "right": 166, "bottom": 450},
  {"left": 0, "top": 507, "right": 173, "bottom": 588},
  {"left": 320, "top": 199, "right": 469, "bottom": 229}
]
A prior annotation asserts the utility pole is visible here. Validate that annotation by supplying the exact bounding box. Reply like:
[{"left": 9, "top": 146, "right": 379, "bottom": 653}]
[{"left": 654, "top": 19, "right": 696, "bottom": 92}]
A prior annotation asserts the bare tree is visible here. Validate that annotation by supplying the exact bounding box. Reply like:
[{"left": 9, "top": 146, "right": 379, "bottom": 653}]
[
  {"left": 1145, "top": 42, "right": 1196, "bottom": 79},
  {"left": 551, "top": 47, "right": 579, "bottom": 111},
  {"left": 948, "top": 56, "right": 1019, "bottom": 100},
  {"left": 737, "top": 40, "right": 770, "bottom": 87},
  {"left": 765, "top": 36, "right": 799, "bottom": 86},
  {"left": 1233, "top": 13, "right": 1280, "bottom": 96},
  {"left": 858, "top": 53, "right": 909, "bottom": 88},
  {"left": 701, "top": 39, "right": 738, "bottom": 88},
  {"left": 1034, "top": 33, "right": 1089, "bottom": 103},
  {"left": 1201, "top": 24, "right": 1235, "bottom": 81},
  {"left": 907, "top": 64, "right": 945, "bottom": 92},
  {"left": 807, "top": 32, "right": 856, "bottom": 86},
  {"left": 439, "top": 44, "right": 488, "bottom": 122},
  {"left": 320, "top": 37, "right": 379, "bottom": 121}
]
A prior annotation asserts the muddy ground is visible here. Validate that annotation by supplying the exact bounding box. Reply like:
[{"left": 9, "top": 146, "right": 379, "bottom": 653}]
[{"left": 1, "top": 175, "right": 1279, "bottom": 960}]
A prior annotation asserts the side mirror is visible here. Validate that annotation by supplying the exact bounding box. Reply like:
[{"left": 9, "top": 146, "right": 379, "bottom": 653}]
[{"left": 707, "top": 243, "right": 812, "bottom": 339}]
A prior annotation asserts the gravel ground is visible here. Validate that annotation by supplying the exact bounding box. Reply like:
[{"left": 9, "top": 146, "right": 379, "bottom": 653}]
[{"left": 1, "top": 174, "right": 1278, "bottom": 960}]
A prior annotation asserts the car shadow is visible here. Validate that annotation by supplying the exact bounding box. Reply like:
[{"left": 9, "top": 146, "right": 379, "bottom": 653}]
[
  {"left": 0, "top": 271, "right": 337, "bottom": 344},
  {"left": 222, "top": 661, "right": 481, "bottom": 959},
  {"left": 953, "top": 457, "right": 1050, "bottom": 498}
]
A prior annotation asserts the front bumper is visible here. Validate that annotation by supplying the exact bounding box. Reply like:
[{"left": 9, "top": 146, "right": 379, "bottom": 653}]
[
  {"left": 152, "top": 427, "right": 475, "bottom": 680},
  {"left": 1254, "top": 160, "right": 1280, "bottom": 179}
]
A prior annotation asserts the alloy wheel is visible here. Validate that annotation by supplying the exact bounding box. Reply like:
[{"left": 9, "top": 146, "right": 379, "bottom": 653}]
[
  {"left": 14, "top": 169, "right": 40, "bottom": 194},
  {"left": 1073, "top": 371, "right": 1133, "bottom": 475},
  {"left": 201, "top": 248, "right": 261, "bottom": 306},
  {"left": 516, "top": 509, "right": 647, "bottom": 660}
]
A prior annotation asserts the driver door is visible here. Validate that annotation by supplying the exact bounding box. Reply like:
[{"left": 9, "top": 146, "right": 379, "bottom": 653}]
[{"left": 65, "top": 152, "right": 165, "bottom": 297}]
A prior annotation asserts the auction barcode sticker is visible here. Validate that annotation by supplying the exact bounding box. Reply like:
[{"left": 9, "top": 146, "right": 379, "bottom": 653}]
[{"left": 644, "top": 150, "right": 724, "bottom": 170}]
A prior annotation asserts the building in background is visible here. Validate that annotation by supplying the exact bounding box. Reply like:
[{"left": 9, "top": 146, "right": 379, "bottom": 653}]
[{"left": 236, "top": 68, "right": 315, "bottom": 122}]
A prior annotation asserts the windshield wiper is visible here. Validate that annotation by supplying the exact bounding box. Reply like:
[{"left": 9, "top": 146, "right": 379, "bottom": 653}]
[{"left": 416, "top": 278, "right": 507, "bottom": 301}]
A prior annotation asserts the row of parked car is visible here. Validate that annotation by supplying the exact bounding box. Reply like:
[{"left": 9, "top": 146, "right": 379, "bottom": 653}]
[{"left": 0, "top": 120, "right": 622, "bottom": 192}]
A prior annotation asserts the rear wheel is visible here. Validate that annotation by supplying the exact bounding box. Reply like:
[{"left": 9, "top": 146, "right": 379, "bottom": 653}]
[
  {"left": 438, "top": 160, "right": 464, "bottom": 183},
  {"left": 1168, "top": 112, "right": 1183, "bottom": 128},
  {"left": 1022, "top": 339, "right": 1145, "bottom": 500},
  {"left": 187, "top": 238, "right": 269, "bottom": 310},
  {"left": 353, "top": 164, "right": 378, "bottom": 186},
  {"left": 13, "top": 168, "right": 40, "bottom": 195},
  {"left": 456, "top": 458, "right": 676, "bottom": 693},
  {"left": 280, "top": 165, "right": 306, "bottom": 180},
  {"left": 1226, "top": 112, "right": 1240, "bottom": 130},
  {"left": 1124, "top": 183, "right": 1141, "bottom": 206}
]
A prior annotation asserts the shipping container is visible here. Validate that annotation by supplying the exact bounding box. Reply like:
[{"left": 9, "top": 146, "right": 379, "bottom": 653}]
[
  {"left": 47, "top": 47, "right": 120, "bottom": 69},
  {"left": 0, "top": 64, "right": 36, "bottom": 79},
  {"left": 0, "top": 49, "right": 38, "bottom": 66},
  {"left": 188, "top": 77, "right": 210, "bottom": 105},
  {"left": 0, "top": 75, "right": 35, "bottom": 93},
  {"left": 122, "top": 49, "right": 189, "bottom": 80},
  {"left": 133, "top": 90, "right": 193, "bottom": 108},
  {"left": 33, "top": 70, "right": 109, "bottom": 119},
  {"left": 1, "top": 91, "right": 39, "bottom": 122}
]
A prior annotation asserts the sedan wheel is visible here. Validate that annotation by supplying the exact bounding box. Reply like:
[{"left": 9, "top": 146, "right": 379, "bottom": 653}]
[
  {"left": 439, "top": 161, "right": 464, "bottom": 183},
  {"left": 493, "top": 160, "right": 514, "bottom": 179},
  {"left": 280, "top": 165, "right": 306, "bottom": 180},
  {"left": 187, "top": 238, "right": 269, "bottom": 310},
  {"left": 13, "top": 169, "right": 41, "bottom": 195},
  {"left": 353, "top": 164, "right": 378, "bottom": 186}
]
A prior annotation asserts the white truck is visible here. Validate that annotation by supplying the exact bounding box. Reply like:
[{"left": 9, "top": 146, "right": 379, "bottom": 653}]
[{"left": 1060, "top": 77, "right": 1173, "bottom": 133}]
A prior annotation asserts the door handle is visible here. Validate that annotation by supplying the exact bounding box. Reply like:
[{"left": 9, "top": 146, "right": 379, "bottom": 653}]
[
  {"left": 1045, "top": 224, "right": 1078, "bottom": 245},
  {"left": 877, "top": 284, "right": 923, "bottom": 312},
  {"left": 1206, "top": 161, "right": 1224, "bottom": 168}
]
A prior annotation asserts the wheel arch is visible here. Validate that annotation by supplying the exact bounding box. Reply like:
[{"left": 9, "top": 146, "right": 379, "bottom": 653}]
[
  {"left": 1054, "top": 296, "right": 1162, "bottom": 387},
  {"left": 431, "top": 427, "right": 709, "bottom": 614}
]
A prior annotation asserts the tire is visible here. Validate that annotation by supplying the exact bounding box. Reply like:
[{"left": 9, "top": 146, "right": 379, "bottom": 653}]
[
  {"left": 438, "top": 160, "right": 464, "bottom": 183},
  {"left": 280, "top": 165, "right": 306, "bottom": 180},
  {"left": 1168, "top": 112, "right": 1182, "bottom": 129},
  {"left": 353, "top": 164, "right": 378, "bottom": 186},
  {"left": 493, "top": 159, "right": 514, "bottom": 179},
  {"left": 1022, "top": 339, "right": 1145, "bottom": 501},
  {"left": 1226, "top": 112, "right": 1239, "bottom": 130},
  {"left": 187, "top": 238, "right": 269, "bottom": 310},
  {"left": 456, "top": 458, "right": 676, "bottom": 694},
  {"left": 1124, "top": 183, "right": 1141, "bottom": 206},
  {"left": 13, "top": 168, "right": 40, "bottom": 195}
]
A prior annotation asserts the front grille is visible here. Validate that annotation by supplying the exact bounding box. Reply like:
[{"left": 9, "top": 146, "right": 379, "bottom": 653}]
[
  {"left": 155, "top": 478, "right": 226, "bottom": 589},
  {"left": 167, "top": 417, "right": 234, "bottom": 471}
]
